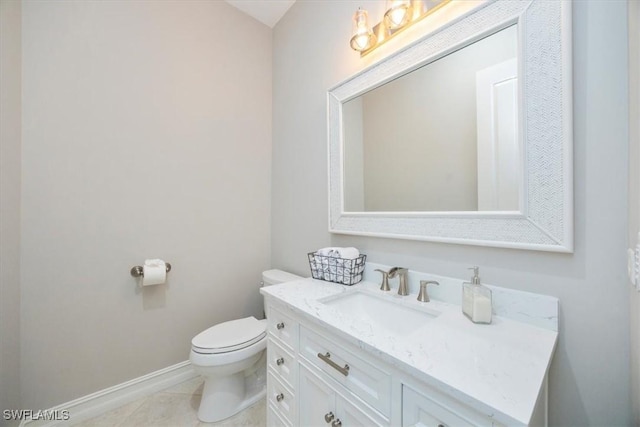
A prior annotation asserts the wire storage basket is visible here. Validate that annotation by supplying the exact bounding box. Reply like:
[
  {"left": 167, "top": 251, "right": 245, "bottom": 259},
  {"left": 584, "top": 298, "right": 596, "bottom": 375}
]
[{"left": 307, "top": 252, "right": 366, "bottom": 285}]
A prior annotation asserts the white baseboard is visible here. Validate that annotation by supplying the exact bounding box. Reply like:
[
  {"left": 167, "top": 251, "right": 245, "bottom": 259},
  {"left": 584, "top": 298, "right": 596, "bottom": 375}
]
[{"left": 19, "top": 361, "right": 197, "bottom": 427}]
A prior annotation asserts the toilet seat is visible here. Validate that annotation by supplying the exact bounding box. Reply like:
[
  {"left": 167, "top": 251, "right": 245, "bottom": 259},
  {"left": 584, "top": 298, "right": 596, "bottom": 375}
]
[{"left": 192, "top": 316, "right": 266, "bottom": 354}]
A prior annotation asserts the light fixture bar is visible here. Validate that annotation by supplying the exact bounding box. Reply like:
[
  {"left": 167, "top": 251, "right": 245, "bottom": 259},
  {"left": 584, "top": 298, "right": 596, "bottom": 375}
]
[{"left": 357, "top": 0, "right": 450, "bottom": 57}]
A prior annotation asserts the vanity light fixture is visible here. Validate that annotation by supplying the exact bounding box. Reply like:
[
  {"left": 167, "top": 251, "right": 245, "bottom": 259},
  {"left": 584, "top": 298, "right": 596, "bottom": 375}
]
[{"left": 350, "top": 0, "right": 450, "bottom": 56}]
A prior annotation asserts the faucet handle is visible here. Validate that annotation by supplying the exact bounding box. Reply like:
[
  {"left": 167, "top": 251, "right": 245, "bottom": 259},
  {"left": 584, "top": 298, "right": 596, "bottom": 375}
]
[
  {"left": 375, "top": 269, "right": 391, "bottom": 291},
  {"left": 417, "top": 280, "right": 439, "bottom": 302}
]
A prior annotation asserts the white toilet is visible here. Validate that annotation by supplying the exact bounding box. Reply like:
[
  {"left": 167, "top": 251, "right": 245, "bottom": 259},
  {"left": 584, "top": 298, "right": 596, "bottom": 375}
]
[{"left": 189, "top": 269, "right": 302, "bottom": 423}]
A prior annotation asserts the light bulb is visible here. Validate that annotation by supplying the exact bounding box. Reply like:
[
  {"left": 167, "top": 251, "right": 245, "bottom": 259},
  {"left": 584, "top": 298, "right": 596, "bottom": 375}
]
[
  {"left": 384, "top": 0, "right": 412, "bottom": 30},
  {"left": 350, "top": 8, "right": 377, "bottom": 52}
]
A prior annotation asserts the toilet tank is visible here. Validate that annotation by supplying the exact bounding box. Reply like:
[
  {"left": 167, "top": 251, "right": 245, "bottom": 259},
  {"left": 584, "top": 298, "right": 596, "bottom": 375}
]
[{"left": 262, "top": 269, "right": 303, "bottom": 287}]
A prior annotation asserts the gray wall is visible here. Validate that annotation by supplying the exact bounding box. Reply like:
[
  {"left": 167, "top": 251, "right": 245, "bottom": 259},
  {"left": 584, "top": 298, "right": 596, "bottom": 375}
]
[
  {"left": 628, "top": 0, "right": 640, "bottom": 423},
  {"left": 272, "top": 1, "right": 631, "bottom": 425},
  {"left": 19, "top": 0, "right": 272, "bottom": 409},
  {"left": 0, "top": 0, "right": 22, "bottom": 422}
]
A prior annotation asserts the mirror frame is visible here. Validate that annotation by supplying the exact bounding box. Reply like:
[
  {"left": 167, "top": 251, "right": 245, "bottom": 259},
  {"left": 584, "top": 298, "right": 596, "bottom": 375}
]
[{"left": 328, "top": 0, "right": 573, "bottom": 252}]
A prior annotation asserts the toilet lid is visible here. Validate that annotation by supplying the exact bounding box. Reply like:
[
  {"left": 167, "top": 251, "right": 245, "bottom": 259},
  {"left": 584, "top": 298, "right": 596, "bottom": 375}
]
[{"left": 191, "top": 316, "right": 266, "bottom": 354}]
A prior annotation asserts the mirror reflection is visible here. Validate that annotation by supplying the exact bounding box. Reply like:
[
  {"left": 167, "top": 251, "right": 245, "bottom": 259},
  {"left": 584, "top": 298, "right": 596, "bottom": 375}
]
[{"left": 343, "top": 25, "right": 519, "bottom": 212}]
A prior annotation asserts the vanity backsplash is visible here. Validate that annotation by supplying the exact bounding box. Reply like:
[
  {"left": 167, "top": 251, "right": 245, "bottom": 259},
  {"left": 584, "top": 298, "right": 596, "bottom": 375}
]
[{"left": 362, "top": 262, "right": 558, "bottom": 332}]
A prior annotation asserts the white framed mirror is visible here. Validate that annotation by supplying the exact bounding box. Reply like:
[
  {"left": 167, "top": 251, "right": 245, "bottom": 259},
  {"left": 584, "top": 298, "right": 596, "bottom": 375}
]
[{"left": 328, "top": 0, "right": 573, "bottom": 252}]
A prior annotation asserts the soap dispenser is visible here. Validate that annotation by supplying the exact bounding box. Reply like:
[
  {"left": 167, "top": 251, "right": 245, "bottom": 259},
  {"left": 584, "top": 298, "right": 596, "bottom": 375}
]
[{"left": 462, "top": 266, "right": 492, "bottom": 324}]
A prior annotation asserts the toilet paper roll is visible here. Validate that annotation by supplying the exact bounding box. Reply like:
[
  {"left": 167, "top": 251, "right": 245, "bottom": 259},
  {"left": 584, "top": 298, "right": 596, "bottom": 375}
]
[{"left": 142, "top": 259, "right": 166, "bottom": 286}]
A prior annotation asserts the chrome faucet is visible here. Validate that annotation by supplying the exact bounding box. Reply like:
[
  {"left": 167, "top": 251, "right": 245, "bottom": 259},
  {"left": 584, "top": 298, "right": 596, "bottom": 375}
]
[{"left": 389, "top": 267, "right": 409, "bottom": 296}]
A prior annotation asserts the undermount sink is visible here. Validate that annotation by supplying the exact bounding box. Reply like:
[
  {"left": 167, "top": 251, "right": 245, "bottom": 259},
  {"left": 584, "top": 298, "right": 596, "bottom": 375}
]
[{"left": 320, "top": 291, "right": 440, "bottom": 337}]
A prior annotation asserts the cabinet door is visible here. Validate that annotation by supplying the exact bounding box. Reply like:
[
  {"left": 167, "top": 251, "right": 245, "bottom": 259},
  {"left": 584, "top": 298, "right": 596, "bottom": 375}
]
[
  {"left": 267, "top": 305, "right": 299, "bottom": 352},
  {"left": 336, "top": 395, "right": 386, "bottom": 427},
  {"left": 267, "top": 372, "right": 295, "bottom": 424},
  {"left": 268, "top": 338, "right": 297, "bottom": 390},
  {"left": 402, "top": 385, "right": 488, "bottom": 427},
  {"left": 267, "top": 403, "right": 291, "bottom": 427},
  {"left": 299, "top": 365, "right": 335, "bottom": 427}
]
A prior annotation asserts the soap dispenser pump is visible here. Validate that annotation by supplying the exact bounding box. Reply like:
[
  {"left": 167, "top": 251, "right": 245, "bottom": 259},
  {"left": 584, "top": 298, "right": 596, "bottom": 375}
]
[{"left": 462, "top": 266, "right": 492, "bottom": 324}]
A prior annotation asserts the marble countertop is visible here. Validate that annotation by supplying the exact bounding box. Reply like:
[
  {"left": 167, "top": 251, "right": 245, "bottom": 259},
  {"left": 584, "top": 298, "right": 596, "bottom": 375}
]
[{"left": 261, "top": 278, "right": 558, "bottom": 426}]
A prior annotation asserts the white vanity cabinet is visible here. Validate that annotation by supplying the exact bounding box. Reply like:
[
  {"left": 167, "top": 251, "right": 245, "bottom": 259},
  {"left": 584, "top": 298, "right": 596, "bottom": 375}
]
[{"left": 264, "top": 299, "right": 533, "bottom": 427}]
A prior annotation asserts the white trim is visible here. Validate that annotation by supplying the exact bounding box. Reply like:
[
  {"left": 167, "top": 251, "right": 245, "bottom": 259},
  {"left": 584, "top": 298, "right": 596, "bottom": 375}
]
[
  {"left": 328, "top": 0, "right": 573, "bottom": 252},
  {"left": 20, "top": 361, "right": 197, "bottom": 427}
]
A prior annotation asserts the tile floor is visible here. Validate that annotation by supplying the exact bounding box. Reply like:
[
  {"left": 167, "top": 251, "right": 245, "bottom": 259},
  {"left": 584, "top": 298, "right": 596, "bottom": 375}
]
[{"left": 72, "top": 377, "right": 267, "bottom": 427}]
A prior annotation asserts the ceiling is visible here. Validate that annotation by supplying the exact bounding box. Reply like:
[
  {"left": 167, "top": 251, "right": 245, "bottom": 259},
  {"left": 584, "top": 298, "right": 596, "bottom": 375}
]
[{"left": 224, "top": 0, "right": 296, "bottom": 28}]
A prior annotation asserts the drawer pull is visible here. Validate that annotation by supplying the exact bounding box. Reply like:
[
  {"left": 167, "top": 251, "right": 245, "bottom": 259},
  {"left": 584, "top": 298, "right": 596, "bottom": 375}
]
[
  {"left": 317, "top": 352, "right": 350, "bottom": 376},
  {"left": 332, "top": 419, "right": 342, "bottom": 427},
  {"left": 324, "top": 412, "right": 335, "bottom": 423},
  {"left": 275, "top": 393, "right": 284, "bottom": 402},
  {"left": 276, "top": 357, "right": 285, "bottom": 366},
  {"left": 276, "top": 322, "right": 285, "bottom": 330}
]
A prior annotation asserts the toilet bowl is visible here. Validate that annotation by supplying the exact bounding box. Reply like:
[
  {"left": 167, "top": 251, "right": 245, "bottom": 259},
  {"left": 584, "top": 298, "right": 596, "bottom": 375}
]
[{"left": 189, "top": 269, "right": 302, "bottom": 423}]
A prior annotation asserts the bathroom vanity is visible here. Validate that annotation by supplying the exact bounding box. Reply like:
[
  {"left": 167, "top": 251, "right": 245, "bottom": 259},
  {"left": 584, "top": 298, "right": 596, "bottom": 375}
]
[{"left": 260, "top": 272, "right": 557, "bottom": 427}]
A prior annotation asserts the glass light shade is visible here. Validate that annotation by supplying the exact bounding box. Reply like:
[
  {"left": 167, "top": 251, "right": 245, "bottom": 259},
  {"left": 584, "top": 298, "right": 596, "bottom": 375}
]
[
  {"left": 384, "top": 0, "right": 412, "bottom": 30},
  {"left": 350, "top": 8, "right": 377, "bottom": 52}
]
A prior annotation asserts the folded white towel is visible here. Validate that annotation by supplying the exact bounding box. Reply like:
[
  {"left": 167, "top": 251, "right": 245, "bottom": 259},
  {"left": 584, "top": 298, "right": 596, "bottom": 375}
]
[
  {"left": 317, "top": 247, "right": 339, "bottom": 256},
  {"left": 315, "top": 247, "right": 360, "bottom": 259},
  {"left": 335, "top": 247, "right": 360, "bottom": 260}
]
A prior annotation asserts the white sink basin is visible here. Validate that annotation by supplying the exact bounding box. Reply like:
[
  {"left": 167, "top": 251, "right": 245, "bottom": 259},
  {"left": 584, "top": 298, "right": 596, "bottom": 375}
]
[{"left": 320, "top": 291, "right": 439, "bottom": 337}]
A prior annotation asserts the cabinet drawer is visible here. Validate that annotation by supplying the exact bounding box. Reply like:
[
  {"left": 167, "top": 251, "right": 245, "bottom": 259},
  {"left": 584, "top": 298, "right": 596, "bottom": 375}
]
[
  {"left": 267, "top": 338, "right": 297, "bottom": 390},
  {"left": 267, "top": 403, "right": 292, "bottom": 427},
  {"left": 267, "top": 305, "right": 299, "bottom": 352},
  {"left": 267, "top": 371, "right": 295, "bottom": 424},
  {"left": 300, "top": 326, "right": 391, "bottom": 417},
  {"left": 402, "top": 384, "right": 493, "bottom": 427}
]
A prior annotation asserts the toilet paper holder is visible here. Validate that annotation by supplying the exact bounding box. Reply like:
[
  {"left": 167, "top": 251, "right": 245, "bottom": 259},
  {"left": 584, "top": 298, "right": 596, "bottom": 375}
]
[{"left": 130, "top": 263, "right": 172, "bottom": 277}]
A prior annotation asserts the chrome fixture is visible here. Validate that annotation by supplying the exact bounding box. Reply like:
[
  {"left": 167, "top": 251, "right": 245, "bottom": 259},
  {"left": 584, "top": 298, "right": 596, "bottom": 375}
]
[
  {"left": 317, "top": 352, "right": 350, "bottom": 376},
  {"left": 417, "top": 280, "right": 439, "bottom": 302},
  {"left": 375, "top": 268, "right": 391, "bottom": 291},
  {"left": 389, "top": 267, "right": 409, "bottom": 296},
  {"left": 130, "top": 262, "right": 171, "bottom": 278}
]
